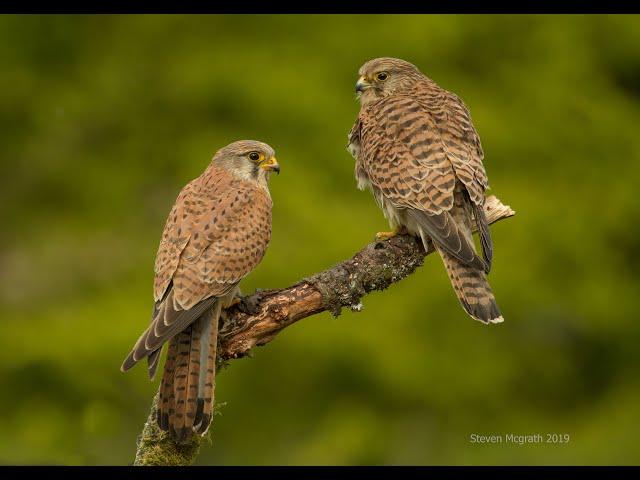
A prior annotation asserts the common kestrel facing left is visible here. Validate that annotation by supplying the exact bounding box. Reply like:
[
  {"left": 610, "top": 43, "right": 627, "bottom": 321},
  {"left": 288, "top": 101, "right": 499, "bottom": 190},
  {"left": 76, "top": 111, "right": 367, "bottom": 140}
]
[
  {"left": 121, "top": 140, "right": 280, "bottom": 442},
  {"left": 347, "top": 57, "right": 502, "bottom": 324}
]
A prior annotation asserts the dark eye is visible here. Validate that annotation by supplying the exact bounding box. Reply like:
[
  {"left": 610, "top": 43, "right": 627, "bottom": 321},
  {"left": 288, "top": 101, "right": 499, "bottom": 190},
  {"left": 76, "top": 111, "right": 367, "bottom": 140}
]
[
  {"left": 376, "top": 72, "right": 388, "bottom": 81},
  {"left": 248, "top": 152, "right": 260, "bottom": 161}
]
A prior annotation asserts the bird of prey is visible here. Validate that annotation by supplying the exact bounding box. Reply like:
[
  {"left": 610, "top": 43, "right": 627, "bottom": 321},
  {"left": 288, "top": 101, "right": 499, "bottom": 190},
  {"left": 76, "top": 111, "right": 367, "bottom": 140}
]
[
  {"left": 347, "top": 57, "right": 503, "bottom": 324},
  {"left": 121, "top": 140, "right": 280, "bottom": 442}
]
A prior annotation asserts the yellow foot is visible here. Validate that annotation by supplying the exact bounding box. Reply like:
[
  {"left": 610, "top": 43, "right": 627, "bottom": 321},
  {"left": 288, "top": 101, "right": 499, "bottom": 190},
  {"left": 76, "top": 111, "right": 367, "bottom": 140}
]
[{"left": 375, "top": 226, "right": 403, "bottom": 241}]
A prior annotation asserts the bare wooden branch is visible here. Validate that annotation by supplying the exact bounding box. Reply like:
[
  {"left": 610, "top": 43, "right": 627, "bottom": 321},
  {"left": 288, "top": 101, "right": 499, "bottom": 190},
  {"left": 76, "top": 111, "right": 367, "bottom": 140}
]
[{"left": 133, "top": 195, "right": 515, "bottom": 466}]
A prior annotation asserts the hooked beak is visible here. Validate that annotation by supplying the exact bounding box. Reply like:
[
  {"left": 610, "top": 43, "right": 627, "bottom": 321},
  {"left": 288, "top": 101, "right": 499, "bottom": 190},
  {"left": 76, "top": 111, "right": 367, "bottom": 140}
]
[
  {"left": 260, "top": 156, "right": 280, "bottom": 174},
  {"left": 355, "top": 76, "right": 371, "bottom": 93}
]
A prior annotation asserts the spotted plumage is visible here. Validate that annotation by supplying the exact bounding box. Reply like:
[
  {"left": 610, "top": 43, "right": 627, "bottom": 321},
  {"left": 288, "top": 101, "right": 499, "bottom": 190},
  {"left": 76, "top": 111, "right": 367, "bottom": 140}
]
[
  {"left": 348, "top": 57, "right": 502, "bottom": 324},
  {"left": 121, "top": 140, "right": 279, "bottom": 442}
]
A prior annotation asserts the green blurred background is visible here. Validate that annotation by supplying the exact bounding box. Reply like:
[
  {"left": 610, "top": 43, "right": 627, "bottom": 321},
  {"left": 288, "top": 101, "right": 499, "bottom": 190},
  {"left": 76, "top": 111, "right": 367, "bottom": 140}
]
[{"left": 1, "top": 14, "right": 639, "bottom": 465}]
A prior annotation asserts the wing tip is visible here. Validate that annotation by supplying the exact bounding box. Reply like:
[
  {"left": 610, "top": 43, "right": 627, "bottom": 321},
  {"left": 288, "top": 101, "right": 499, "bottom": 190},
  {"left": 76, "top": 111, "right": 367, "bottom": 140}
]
[
  {"left": 121, "top": 348, "right": 147, "bottom": 372},
  {"left": 120, "top": 355, "right": 135, "bottom": 373}
]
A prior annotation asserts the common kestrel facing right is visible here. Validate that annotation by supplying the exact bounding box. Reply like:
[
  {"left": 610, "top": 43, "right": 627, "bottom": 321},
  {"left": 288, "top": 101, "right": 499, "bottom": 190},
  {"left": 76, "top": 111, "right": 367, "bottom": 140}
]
[
  {"left": 121, "top": 140, "right": 279, "bottom": 442},
  {"left": 347, "top": 57, "right": 503, "bottom": 324}
]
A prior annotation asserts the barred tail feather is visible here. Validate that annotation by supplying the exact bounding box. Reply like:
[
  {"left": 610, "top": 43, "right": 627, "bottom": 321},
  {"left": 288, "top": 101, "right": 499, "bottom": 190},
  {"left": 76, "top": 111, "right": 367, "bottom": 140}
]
[
  {"left": 437, "top": 245, "right": 503, "bottom": 324},
  {"left": 194, "top": 302, "right": 220, "bottom": 434},
  {"left": 157, "top": 337, "right": 177, "bottom": 431},
  {"left": 157, "top": 302, "right": 220, "bottom": 443}
]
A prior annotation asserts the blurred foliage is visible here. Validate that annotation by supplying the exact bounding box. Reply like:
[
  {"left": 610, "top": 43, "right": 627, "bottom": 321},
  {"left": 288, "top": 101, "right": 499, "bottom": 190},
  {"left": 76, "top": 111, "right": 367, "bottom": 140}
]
[{"left": 1, "top": 14, "right": 639, "bottom": 465}]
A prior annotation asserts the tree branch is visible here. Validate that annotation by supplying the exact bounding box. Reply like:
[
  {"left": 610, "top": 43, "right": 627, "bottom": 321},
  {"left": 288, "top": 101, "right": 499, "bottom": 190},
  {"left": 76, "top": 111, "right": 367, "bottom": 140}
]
[{"left": 133, "top": 195, "right": 515, "bottom": 466}]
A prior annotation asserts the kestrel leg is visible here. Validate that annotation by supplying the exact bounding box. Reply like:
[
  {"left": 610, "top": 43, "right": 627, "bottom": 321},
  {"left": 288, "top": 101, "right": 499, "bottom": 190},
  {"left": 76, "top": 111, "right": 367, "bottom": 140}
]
[{"left": 375, "top": 225, "right": 406, "bottom": 241}]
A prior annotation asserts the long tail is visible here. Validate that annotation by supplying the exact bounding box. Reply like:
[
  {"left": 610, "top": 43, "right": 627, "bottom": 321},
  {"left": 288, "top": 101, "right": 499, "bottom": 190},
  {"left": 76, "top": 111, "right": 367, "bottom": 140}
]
[
  {"left": 436, "top": 245, "right": 503, "bottom": 324},
  {"left": 157, "top": 301, "right": 220, "bottom": 442},
  {"left": 415, "top": 181, "right": 503, "bottom": 324}
]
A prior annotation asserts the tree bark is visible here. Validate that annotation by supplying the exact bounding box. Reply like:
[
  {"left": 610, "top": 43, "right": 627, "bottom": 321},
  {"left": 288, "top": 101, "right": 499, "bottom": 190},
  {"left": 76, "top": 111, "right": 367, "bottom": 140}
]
[{"left": 132, "top": 194, "right": 515, "bottom": 466}]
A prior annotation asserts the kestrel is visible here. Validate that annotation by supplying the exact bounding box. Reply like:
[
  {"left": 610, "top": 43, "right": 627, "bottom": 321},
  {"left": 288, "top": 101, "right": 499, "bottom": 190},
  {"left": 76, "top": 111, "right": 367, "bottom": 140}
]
[
  {"left": 347, "top": 57, "right": 502, "bottom": 324},
  {"left": 121, "top": 140, "right": 280, "bottom": 442}
]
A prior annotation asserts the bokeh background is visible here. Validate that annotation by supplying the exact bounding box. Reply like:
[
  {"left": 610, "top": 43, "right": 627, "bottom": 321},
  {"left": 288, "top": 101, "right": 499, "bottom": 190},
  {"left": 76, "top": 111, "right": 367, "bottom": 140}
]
[{"left": 1, "top": 14, "right": 639, "bottom": 465}]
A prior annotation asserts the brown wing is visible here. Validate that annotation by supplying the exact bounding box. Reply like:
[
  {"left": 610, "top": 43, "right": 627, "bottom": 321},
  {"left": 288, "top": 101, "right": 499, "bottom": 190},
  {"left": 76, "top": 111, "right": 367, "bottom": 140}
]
[
  {"left": 153, "top": 183, "right": 194, "bottom": 306},
  {"left": 436, "top": 89, "right": 492, "bottom": 267},
  {"left": 358, "top": 93, "right": 489, "bottom": 271},
  {"left": 170, "top": 168, "right": 272, "bottom": 310},
  {"left": 435, "top": 89, "right": 488, "bottom": 204},
  {"left": 121, "top": 166, "right": 272, "bottom": 372}
]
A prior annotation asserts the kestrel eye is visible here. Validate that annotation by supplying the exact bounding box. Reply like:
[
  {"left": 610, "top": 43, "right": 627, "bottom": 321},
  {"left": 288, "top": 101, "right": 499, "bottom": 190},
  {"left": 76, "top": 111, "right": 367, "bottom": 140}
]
[
  {"left": 377, "top": 72, "right": 388, "bottom": 81},
  {"left": 249, "top": 152, "right": 261, "bottom": 161}
]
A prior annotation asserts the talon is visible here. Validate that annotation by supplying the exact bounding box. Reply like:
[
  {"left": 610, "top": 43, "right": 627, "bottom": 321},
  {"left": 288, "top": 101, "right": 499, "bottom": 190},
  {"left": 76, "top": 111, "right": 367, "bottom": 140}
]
[{"left": 375, "top": 226, "right": 403, "bottom": 241}]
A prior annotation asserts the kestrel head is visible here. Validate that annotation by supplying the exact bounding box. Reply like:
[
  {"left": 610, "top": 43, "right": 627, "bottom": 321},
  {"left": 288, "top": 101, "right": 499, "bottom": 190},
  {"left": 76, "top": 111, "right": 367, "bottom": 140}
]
[
  {"left": 212, "top": 140, "right": 279, "bottom": 184},
  {"left": 355, "top": 57, "right": 425, "bottom": 105}
]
